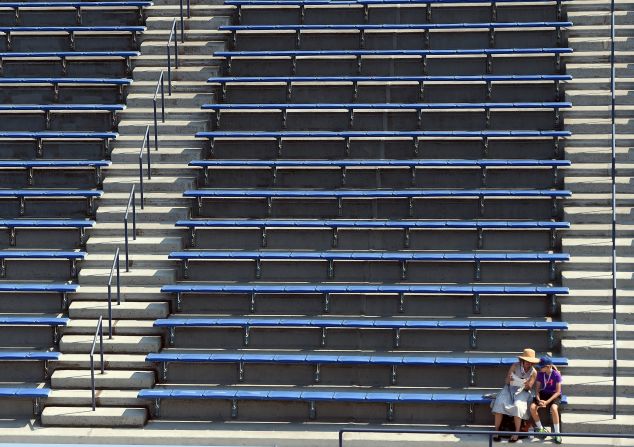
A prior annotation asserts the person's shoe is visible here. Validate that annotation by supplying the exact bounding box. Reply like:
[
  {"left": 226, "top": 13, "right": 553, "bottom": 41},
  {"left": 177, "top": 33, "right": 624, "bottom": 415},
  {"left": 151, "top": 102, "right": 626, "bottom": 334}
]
[
  {"left": 553, "top": 435, "right": 562, "bottom": 444},
  {"left": 534, "top": 427, "right": 549, "bottom": 439}
]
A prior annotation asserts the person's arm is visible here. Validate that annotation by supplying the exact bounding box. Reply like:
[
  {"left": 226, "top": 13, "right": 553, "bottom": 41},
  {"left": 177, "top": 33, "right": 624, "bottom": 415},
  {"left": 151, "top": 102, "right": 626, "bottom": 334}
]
[
  {"left": 541, "top": 381, "right": 562, "bottom": 406},
  {"left": 524, "top": 369, "right": 537, "bottom": 390}
]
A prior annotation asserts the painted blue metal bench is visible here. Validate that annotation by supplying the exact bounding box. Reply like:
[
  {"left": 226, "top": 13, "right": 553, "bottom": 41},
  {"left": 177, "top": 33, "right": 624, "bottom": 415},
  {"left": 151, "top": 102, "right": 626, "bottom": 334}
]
[
  {"left": 0, "top": 51, "right": 140, "bottom": 76},
  {"left": 196, "top": 130, "right": 570, "bottom": 158},
  {"left": 161, "top": 282, "right": 568, "bottom": 313},
  {"left": 0, "top": 316, "right": 69, "bottom": 345},
  {"left": 190, "top": 159, "right": 570, "bottom": 188},
  {"left": 147, "top": 351, "right": 568, "bottom": 384},
  {"left": 154, "top": 316, "right": 567, "bottom": 349},
  {"left": 175, "top": 218, "right": 570, "bottom": 250},
  {"left": 184, "top": 187, "right": 570, "bottom": 217},
  {"left": 208, "top": 74, "right": 572, "bottom": 101},
  {"left": 0, "top": 160, "right": 111, "bottom": 186},
  {"left": 220, "top": 22, "right": 571, "bottom": 31},
  {"left": 0, "top": 78, "right": 133, "bottom": 101},
  {"left": 0, "top": 189, "right": 103, "bottom": 216},
  {"left": 216, "top": 48, "right": 572, "bottom": 75},
  {"left": 0, "top": 26, "right": 145, "bottom": 51},
  {"left": 0, "top": 219, "right": 95, "bottom": 246},
  {"left": 202, "top": 102, "right": 569, "bottom": 128},
  {"left": 0, "top": 386, "right": 50, "bottom": 415},
  {"left": 0, "top": 131, "right": 117, "bottom": 158},
  {"left": 0, "top": 351, "right": 60, "bottom": 361},
  {"left": 225, "top": 0, "right": 567, "bottom": 4},
  {"left": 139, "top": 387, "right": 567, "bottom": 421},
  {"left": 0, "top": 250, "right": 85, "bottom": 278},
  {"left": 0, "top": 105, "right": 124, "bottom": 129},
  {"left": 169, "top": 249, "right": 568, "bottom": 281},
  {"left": 0, "top": 282, "right": 78, "bottom": 309}
]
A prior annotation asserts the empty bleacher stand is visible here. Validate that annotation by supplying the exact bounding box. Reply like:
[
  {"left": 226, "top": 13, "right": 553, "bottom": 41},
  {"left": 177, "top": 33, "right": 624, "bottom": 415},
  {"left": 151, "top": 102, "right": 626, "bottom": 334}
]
[
  {"left": 137, "top": 0, "right": 573, "bottom": 426},
  {"left": 0, "top": 0, "right": 147, "bottom": 421}
]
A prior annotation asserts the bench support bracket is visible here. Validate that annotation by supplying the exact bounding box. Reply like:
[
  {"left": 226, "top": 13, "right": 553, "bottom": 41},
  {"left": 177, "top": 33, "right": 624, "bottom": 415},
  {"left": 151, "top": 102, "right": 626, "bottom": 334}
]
[
  {"left": 314, "top": 363, "right": 321, "bottom": 383},
  {"left": 472, "top": 293, "right": 481, "bottom": 314},
  {"left": 469, "top": 329, "right": 478, "bottom": 349}
]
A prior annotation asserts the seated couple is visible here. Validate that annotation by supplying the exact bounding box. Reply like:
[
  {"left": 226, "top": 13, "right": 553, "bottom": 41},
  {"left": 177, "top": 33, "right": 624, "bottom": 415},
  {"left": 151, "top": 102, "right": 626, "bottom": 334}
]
[{"left": 491, "top": 348, "right": 563, "bottom": 443}]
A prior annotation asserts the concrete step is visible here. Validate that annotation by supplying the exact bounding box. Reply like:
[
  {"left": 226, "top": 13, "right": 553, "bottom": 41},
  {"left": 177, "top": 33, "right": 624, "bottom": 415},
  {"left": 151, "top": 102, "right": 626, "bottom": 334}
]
[
  {"left": 54, "top": 353, "right": 151, "bottom": 370},
  {"left": 81, "top": 253, "right": 179, "bottom": 269},
  {"left": 565, "top": 358, "right": 634, "bottom": 376},
  {"left": 562, "top": 375, "right": 634, "bottom": 396},
  {"left": 132, "top": 66, "right": 219, "bottom": 82},
  {"left": 65, "top": 318, "right": 162, "bottom": 336},
  {"left": 110, "top": 147, "right": 203, "bottom": 163},
  {"left": 564, "top": 223, "right": 634, "bottom": 237},
  {"left": 113, "top": 133, "right": 208, "bottom": 147},
  {"left": 561, "top": 304, "right": 634, "bottom": 323},
  {"left": 95, "top": 205, "right": 190, "bottom": 222},
  {"left": 567, "top": 395, "right": 634, "bottom": 414},
  {"left": 562, "top": 412, "right": 634, "bottom": 434},
  {"left": 103, "top": 176, "right": 195, "bottom": 193},
  {"left": 70, "top": 285, "right": 172, "bottom": 302},
  {"left": 133, "top": 54, "right": 222, "bottom": 67},
  {"left": 60, "top": 335, "right": 162, "bottom": 354},
  {"left": 562, "top": 338, "right": 634, "bottom": 360},
  {"left": 41, "top": 406, "right": 148, "bottom": 427},
  {"left": 47, "top": 389, "right": 144, "bottom": 407},
  {"left": 125, "top": 92, "right": 214, "bottom": 108},
  {"left": 86, "top": 236, "right": 182, "bottom": 253},
  {"left": 51, "top": 369, "right": 156, "bottom": 390},
  {"left": 130, "top": 80, "right": 211, "bottom": 94},
  {"left": 117, "top": 118, "right": 209, "bottom": 134},
  {"left": 86, "top": 222, "right": 183, "bottom": 238},
  {"left": 566, "top": 322, "right": 634, "bottom": 339},
  {"left": 146, "top": 16, "right": 230, "bottom": 31},
  {"left": 78, "top": 267, "right": 177, "bottom": 286},
  {"left": 145, "top": 4, "right": 233, "bottom": 17},
  {"left": 563, "top": 206, "right": 633, "bottom": 224},
  {"left": 68, "top": 301, "right": 169, "bottom": 320},
  {"left": 565, "top": 193, "right": 634, "bottom": 206},
  {"left": 140, "top": 40, "right": 226, "bottom": 55},
  {"left": 96, "top": 192, "right": 186, "bottom": 206},
  {"left": 562, "top": 270, "right": 634, "bottom": 289},
  {"left": 563, "top": 237, "right": 634, "bottom": 255}
]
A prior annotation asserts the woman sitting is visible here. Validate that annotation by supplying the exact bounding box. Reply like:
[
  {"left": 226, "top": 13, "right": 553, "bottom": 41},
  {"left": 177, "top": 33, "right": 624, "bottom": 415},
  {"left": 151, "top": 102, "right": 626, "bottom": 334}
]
[
  {"left": 491, "top": 348, "right": 539, "bottom": 443},
  {"left": 530, "top": 356, "right": 563, "bottom": 444}
]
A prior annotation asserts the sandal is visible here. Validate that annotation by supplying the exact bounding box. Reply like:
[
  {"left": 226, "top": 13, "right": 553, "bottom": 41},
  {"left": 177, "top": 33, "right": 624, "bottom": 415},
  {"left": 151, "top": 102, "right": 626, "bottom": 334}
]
[
  {"left": 492, "top": 435, "right": 502, "bottom": 443},
  {"left": 509, "top": 435, "right": 519, "bottom": 443}
]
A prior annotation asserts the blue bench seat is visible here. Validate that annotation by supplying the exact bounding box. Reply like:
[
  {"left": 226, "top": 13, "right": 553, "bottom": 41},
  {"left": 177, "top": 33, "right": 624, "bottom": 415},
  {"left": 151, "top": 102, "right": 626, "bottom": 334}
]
[
  {"left": 216, "top": 48, "right": 572, "bottom": 58},
  {"left": 154, "top": 316, "right": 566, "bottom": 349},
  {"left": 0, "top": 316, "right": 69, "bottom": 326},
  {"left": 0, "top": 282, "right": 78, "bottom": 309},
  {"left": 190, "top": 159, "right": 570, "bottom": 168},
  {"left": 0, "top": 250, "right": 85, "bottom": 278},
  {"left": 138, "top": 386, "right": 567, "bottom": 421},
  {"left": 208, "top": 74, "right": 572, "bottom": 83},
  {"left": 0, "top": 219, "right": 94, "bottom": 246},
  {"left": 225, "top": 0, "right": 568, "bottom": 5},
  {"left": 0, "top": 26, "right": 145, "bottom": 34},
  {"left": 0, "top": 77, "right": 132, "bottom": 86},
  {"left": 0, "top": 387, "right": 49, "bottom": 398},
  {"left": 0, "top": 189, "right": 102, "bottom": 216},
  {"left": 147, "top": 351, "right": 567, "bottom": 384},
  {"left": 0, "top": 351, "right": 60, "bottom": 361},
  {"left": 176, "top": 218, "right": 569, "bottom": 249},
  {"left": 161, "top": 282, "right": 567, "bottom": 313},
  {"left": 0, "top": 160, "right": 110, "bottom": 186},
  {"left": 0, "top": 105, "right": 124, "bottom": 112},
  {"left": 197, "top": 130, "right": 569, "bottom": 139},
  {"left": 0, "top": 131, "right": 116, "bottom": 158},
  {"left": 201, "top": 101, "right": 571, "bottom": 111},
  {"left": 220, "top": 22, "right": 572, "bottom": 31},
  {"left": 0, "top": 51, "right": 139, "bottom": 59},
  {"left": 0, "top": 2, "right": 152, "bottom": 8}
]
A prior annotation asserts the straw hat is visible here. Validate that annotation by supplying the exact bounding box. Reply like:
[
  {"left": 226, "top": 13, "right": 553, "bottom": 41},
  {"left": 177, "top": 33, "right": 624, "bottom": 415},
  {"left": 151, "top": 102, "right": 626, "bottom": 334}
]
[{"left": 518, "top": 348, "right": 540, "bottom": 364}]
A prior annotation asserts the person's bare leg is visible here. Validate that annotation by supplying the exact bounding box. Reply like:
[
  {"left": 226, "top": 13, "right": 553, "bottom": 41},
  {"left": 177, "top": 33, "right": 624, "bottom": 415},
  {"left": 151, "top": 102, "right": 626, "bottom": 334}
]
[
  {"left": 494, "top": 412, "right": 503, "bottom": 430},
  {"left": 551, "top": 404, "right": 560, "bottom": 424},
  {"left": 510, "top": 417, "right": 521, "bottom": 441},
  {"left": 530, "top": 402, "right": 541, "bottom": 424}
]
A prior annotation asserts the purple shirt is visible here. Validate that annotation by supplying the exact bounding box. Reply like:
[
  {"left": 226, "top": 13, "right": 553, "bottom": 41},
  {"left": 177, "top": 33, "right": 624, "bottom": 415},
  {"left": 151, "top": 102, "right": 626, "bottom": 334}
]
[{"left": 537, "top": 369, "right": 562, "bottom": 395}]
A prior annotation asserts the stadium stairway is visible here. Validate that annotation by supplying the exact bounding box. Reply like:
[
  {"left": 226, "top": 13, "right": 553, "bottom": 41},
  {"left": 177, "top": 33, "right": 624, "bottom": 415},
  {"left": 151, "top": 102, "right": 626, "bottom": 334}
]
[
  {"left": 559, "top": 0, "right": 634, "bottom": 432},
  {"left": 40, "top": 0, "right": 233, "bottom": 427}
]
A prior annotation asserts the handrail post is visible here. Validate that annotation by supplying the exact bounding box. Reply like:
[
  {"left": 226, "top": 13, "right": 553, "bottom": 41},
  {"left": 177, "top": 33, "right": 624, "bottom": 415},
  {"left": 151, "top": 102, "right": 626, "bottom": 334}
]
[
  {"left": 124, "top": 186, "right": 135, "bottom": 272},
  {"left": 167, "top": 41, "right": 172, "bottom": 95},
  {"left": 609, "top": 0, "right": 617, "bottom": 420},
  {"left": 90, "top": 316, "right": 104, "bottom": 411},
  {"left": 116, "top": 250, "right": 121, "bottom": 305},
  {"left": 107, "top": 248, "right": 120, "bottom": 338},
  {"left": 161, "top": 72, "right": 165, "bottom": 123},
  {"left": 179, "top": 0, "right": 185, "bottom": 43}
]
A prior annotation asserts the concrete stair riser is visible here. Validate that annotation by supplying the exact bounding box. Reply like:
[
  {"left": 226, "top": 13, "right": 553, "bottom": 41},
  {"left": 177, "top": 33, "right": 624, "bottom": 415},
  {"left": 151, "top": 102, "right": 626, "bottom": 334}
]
[
  {"left": 60, "top": 335, "right": 162, "bottom": 354},
  {"left": 78, "top": 268, "right": 177, "bottom": 286},
  {"left": 41, "top": 407, "right": 148, "bottom": 427}
]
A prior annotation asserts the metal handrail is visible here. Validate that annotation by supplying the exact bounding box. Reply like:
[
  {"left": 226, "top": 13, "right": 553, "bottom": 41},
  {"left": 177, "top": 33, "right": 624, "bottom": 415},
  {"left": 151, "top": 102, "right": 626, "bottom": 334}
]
[
  {"left": 179, "top": 0, "right": 190, "bottom": 43},
  {"left": 167, "top": 18, "right": 179, "bottom": 95},
  {"left": 153, "top": 70, "right": 165, "bottom": 152},
  {"left": 123, "top": 184, "right": 137, "bottom": 272},
  {"left": 106, "top": 248, "right": 121, "bottom": 339},
  {"left": 139, "top": 125, "right": 152, "bottom": 209},
  {"left": 89, "top": 315, "right": 105, "bottom": 411},
  {"left": 609, "top": 0, "right": 618, "bottom": 420},
  {"left": 338, "top": 428, "right": 634, "bottom": 447}
]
